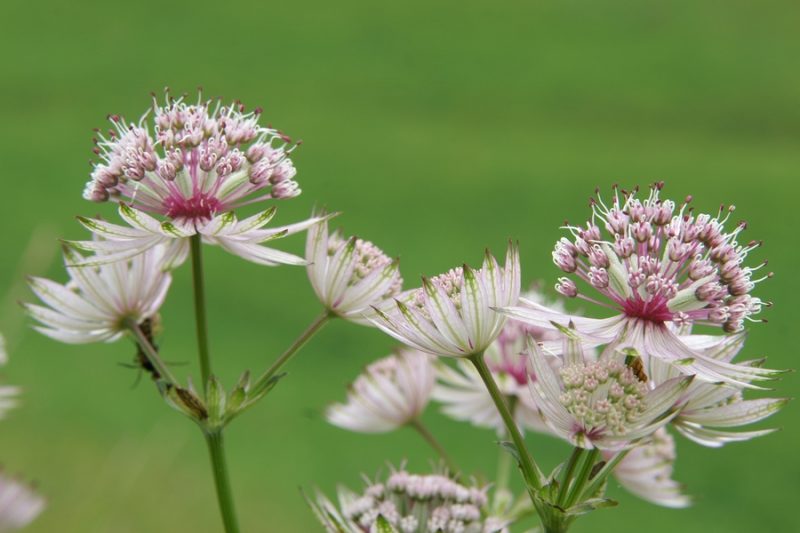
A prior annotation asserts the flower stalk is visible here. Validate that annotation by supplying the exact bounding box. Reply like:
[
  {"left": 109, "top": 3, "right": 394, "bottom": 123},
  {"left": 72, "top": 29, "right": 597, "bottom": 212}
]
[
  {"left": 190, "top": 234, "right": 213, "bottom": 393},
  {"left": 205, "top": 430, "right": 240, "bottom": 533},
  {"left": 124, "top": 318, "right": 178, "bottom": 386},
  {"left": 408, "top": 418, "right": 458, "bottom": 473},
  {"left": 468, "top": 352, "right": 542, "bottom": 492},
  {"left": 254, "top": 310, "right": 332, "bottom": 391}
]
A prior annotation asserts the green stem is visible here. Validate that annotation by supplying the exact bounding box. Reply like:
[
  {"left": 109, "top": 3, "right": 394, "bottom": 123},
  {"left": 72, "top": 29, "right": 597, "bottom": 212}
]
[
  {"left": 468, "top": 352, "right": 542, "bottom": 491},
  {"left": 577, "top": 448, "right": 629, "bottom": 503},
  {"left": 205, "top": 431, "right": 240, "bottom": 533},
  {"left": 556, "top": 447, "right": 584, "bottom": 508},
  {"left": 564, "top": 449, "right": 600, "bottom": 508},
  {"left": 495, "top": 397, "right": 518, "bottom": 495},
  {"left": 124, "top": 318, "right": 179, "bottom": 386},
  {"left": 409, "top": 418, "right": 458, "bottom": 473},
  {"left": 253, "top": 310, "right": 332, "bottom": 391},
  {"left": 190, "top": 234, "right": 212, "bottom": 393}
]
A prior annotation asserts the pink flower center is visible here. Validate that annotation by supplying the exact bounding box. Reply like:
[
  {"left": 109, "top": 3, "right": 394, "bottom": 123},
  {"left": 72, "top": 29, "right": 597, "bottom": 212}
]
[
  {"left": 621, "top": 296, "right": 673, "bottom": 323},
  {"left": 164, "top": 192, "right": 222, "bottom": 224}
]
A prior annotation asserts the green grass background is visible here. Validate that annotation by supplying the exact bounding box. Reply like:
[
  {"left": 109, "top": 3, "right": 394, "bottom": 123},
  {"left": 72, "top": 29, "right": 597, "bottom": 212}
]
[{"left": 1, "top": 0, "right": 798, "bottom": 531}]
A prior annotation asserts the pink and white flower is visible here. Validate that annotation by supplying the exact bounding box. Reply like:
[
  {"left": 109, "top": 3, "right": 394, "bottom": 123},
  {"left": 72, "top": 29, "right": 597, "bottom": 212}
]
[
  {"left": 71, "top": 92, "right": 325, "bottom": 268},
  {"left": 432, "top": 288, "right": 562, "bottom": 435},
  {"left": 526, "top": 333, "right": 692, "bottom": 450},
  {"left": 308, "top": 465, "right": 508, "bottom": 533},
  {"left": 24, "top": 245, "right": 171, "bottom": 344},
  {"left": 326, "top": 349, "right": 435, "bottom": 433},
  {"left": 370, "top": 243, "right": 520, "bottom": 358},
  {"left": 0, "top": 471, "right": 45, "bottom": 531},
  {"left": 610, "top": 428, "right": 689, "bottom": 508},
  {"left": 501, "top": 184, "right": 780, "bottom": 387},
  {"left": 306, "top": 214, "right": 402, "bottom": 323}
]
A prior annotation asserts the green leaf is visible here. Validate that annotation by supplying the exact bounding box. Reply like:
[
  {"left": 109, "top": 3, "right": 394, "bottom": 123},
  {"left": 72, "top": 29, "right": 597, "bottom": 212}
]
[{"left": 375, "top": 515, "right": 399, "bottom": 533}]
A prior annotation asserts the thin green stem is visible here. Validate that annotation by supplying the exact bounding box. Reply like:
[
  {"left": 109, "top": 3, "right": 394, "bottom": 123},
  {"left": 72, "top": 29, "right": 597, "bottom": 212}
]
[
  {"left": 564, "top": 448, "right": 600, "bottom": 508},
  {"left": 409, "top": 418, "right": 458, "bottom": 473},
  {"left": 124, "top": 318, "right": 179, "bottom": 386},
  {"left": 190, "top": 234, "right": 212, "bottom": 393},
  {"left": 577, "top": 448, "right": 630, "bottom": 503},
  {"left": 253, "top": 310, "right": 332, "bottom": 391},
  {"left": 205, "top": 431, "right": 240, "bottom": 533},
  {"left": 468, "top": 352, "right": 542, "bottom": 491},
  {"left": 495, "top": 397, "right": 518, "bottom": 495},
  {"left": 556, "top": 447, "right": 584, "bottom": 508}
]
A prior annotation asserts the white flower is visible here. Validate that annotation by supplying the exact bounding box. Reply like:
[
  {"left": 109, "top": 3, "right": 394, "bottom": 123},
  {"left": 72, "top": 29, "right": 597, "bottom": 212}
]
[
  {"left": 0, "top": 335, "right": 19, "bottom": 421},
  {"left": 500, "top": 184, "right": 782, "bottom": 388},
  {"left": 326, "top": 349, "right": 435, "bottom": 433},
  {"left": 526, "top": 334, "right": 692, "bottom": 450},
  {"left": 433, "top": 297, "right": 560, "bottom": 435},
  {"left": 0, "top": 472, "right": 45, "bottom": 532},
  {"left": 308, "top": 466, "right": 509, "bottom": 533},
  {"left": 306, "top": 214, "right": 402, "bottom": 322},
  {"left": 24, "top": 245, "right": 171, "bottom": 344},
  {"left": 649, "top": 333, "right": 787, "bottom": 447},
  {"left": 370, "top": 242, "right": 520, "bottom": 358},
  {"left": 610, "top": 428, "right": 689, "bottom": 508},
  {"left": 71, "top": 92, "right": 326, "bottom": 269}
]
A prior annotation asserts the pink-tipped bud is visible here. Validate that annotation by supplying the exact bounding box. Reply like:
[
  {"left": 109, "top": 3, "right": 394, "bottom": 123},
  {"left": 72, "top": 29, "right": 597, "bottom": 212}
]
[{"left": 556, "top": 277, "right": 578, "bottom": 298}]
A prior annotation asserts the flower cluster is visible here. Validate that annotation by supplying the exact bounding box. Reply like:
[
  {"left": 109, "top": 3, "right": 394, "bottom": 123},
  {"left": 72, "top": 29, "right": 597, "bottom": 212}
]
[
  {"left": 71, "top": 92, "right": 325, "bottom": 269},
  {"left": 371, "top": 243, "right": 520, "bottom": 358},
  {"left": 502, "top": 184, "right": 781, "bottom": 387},
  {"left": 0, "top": 471, "right": 45, "bottom": 532},
  {"left": 25, "top": 245, "right": 171, "bottom": 344},
  {"left": 309, "top": 466, "right": 509, "bottom": 533},
  {"left": 306, "top": 214, "right": 402, "bottom": 322},
  {"left": 327, "top": 349, "right": 435, "bottom": 433}
]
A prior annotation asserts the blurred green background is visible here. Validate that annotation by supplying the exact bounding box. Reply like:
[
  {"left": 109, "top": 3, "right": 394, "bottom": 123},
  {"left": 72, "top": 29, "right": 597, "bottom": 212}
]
[{"left": 1, "top": 0, "right": 798, "bottom": 531}]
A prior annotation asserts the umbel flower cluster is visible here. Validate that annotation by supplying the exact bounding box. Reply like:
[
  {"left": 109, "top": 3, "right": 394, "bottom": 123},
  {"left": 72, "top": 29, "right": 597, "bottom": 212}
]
[{"left": 21, "top": 93, "right": 788, "bottom": 533}]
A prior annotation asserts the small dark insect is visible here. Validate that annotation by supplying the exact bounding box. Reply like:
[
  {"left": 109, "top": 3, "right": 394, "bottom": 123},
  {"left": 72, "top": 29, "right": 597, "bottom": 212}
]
[
  {"left": 134, "top": 318, "right": 161, "bottom": 382},
  {"left": 624, "top": 354, "right": 648, "bottom": 383}
]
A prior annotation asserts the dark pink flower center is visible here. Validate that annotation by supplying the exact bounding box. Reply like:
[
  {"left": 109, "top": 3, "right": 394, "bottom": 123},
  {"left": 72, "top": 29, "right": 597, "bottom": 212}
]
[
  {"left": 621, "top": 296, "right": 673, "bottom": 323},
  {"left": 164, "top": 192, "right": 222, "bottom": 223}
]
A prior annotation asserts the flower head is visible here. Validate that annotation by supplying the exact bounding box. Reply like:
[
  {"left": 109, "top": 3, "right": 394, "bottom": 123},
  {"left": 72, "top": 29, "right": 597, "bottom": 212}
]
[
  {"left": 24, "top": 245, "right": 170, "bottom": 344},
  {"left": 71, "top": 91, "right": 326, "bottom": 268},
  {"left": 501, "top": 184, "right": 781, "bottom": 387},
  {"left": 0, "top": 471, "right": 45, "bottom": 532},
  {"left": 610, "top": 428, "right": 689, "bottom": 508},
  {"left": 526, "top": 332, "right": 692, "bottom": 450},
  {"left": 326, "top": 349, "right": 435, "bottom": 433},
  {"left": 432, "top": 288, "right": 560, "bottom": 435},
  {"left": 308, "top": 465, "right": 509, "bottom": 533},
  {"left": 306, "top": 215, "right": 402, "bottom": 322},
  {"left": 371, "top": 242, "right": 520, "bottom": 358}
]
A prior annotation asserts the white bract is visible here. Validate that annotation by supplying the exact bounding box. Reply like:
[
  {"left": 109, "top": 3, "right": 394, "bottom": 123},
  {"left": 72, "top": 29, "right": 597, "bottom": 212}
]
[
  {"left": 306, "top": 214, "right": 402, "bottom": 322},
  {"left": 72, "top": 92, "right": 325, "bottom": 269},
  {"left": 501, "top": 184, "right": 780, "bottom": 388},
  {"left": 526, "top": 334, "right": 692, "bottom": 450},
  {"left": 25, "top": 245, "right": 171, "bottom": 344},
  {"left": 371, "top": 242, "right": 520, "bottom": 358},
  {"left": 610, "top": 428, "right": 689, "bottom": 508},
  {"left": 0, "top": 472, "right": 45, "bottom": 532},
  {"left": 649, "top": 333, "right": 787, "bottom": 447},
  {"left": 326, "top": 349, "right": 435, "bottom": 433}
]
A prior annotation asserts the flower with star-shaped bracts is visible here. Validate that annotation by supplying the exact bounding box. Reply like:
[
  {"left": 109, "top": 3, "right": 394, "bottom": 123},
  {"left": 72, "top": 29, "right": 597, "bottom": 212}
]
[
  {"left": 306, "top": 212, "right": 402, "bottom": 323},
  {"left": 307, "top": 465, "right": 510, "bottom": 533},
  {"left": 501, "top": 183, "right": 782, "bottom": 388},
  {"left": 432, "top": 287, "right": 566, "bottom": 435},
  {"left": 526, "top": 331, "right": 693, "bottom": 450},
  {"left": 326, "top": 348, "right": 435, "bottom": 433},
  {"left": 24, "top": 244, "right": 171, "bottom": 344},
  {"left": 370, "top": 242, "right": 520, "bottom": 358},
  {"left": 71, "top": 92, "right": 327, "bottom": 268},
  {"left": 647, "top": 332, "right": 788, "bottom": 447}
]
